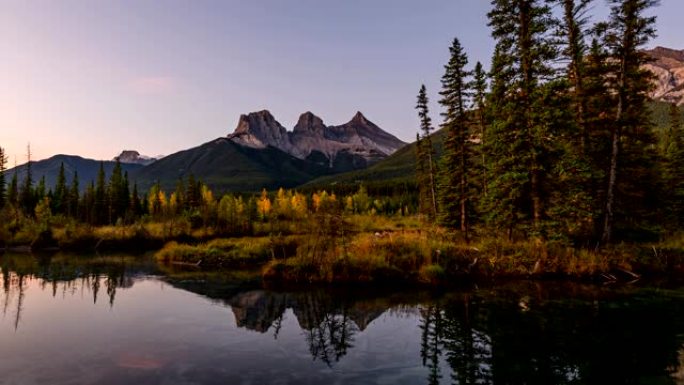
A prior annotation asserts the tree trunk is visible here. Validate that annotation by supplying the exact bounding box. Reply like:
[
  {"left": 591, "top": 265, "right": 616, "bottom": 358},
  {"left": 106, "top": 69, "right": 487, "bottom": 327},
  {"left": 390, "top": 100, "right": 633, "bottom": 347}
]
[
  {"left": 602, "top": 56, "right": 626, "bottom": 245},
  {"left": 427, "top": 148, "right": 437, "bottom": 220},
  {"left": 460, "top": 151, "right": 468, "bottom": 240}
]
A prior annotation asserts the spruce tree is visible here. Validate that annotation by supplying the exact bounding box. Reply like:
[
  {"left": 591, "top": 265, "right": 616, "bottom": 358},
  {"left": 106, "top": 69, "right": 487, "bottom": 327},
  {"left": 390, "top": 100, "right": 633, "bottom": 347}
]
[
  {"left": 598, "top": 0, "right": 659, "bottom": 244},
  {"left": 121, "top": 171, "right": 130, "bottom": 220},
  {"left": 174, "top": 178, "right": 186, "bottom": 214},
  {"left": 68, "top": 171, "right": 79, "bottom": 218},
  {"left": 94, "top": 162, "right": 107, "bottom": 225},
  {"left": 19, "top": 144, "right": 34, "bottom": 213},
  {"left": 53, "top": 162, "right": 67, "bottom": 215},
  {"left": 552, "top": 0, "right": 592, "bottom": 151},
  {"left": 473, "top": 62, "right": 489, "bottom": 197},
  {"left": 416, "top": 84, "right": 438, "bottom": 220},
  {"left": 484, "top": 0, "right": 557, "bottom": 237},
  {"left": 663, "top": 103, "right": 684, "bottom": 227},
  {"left": 415, "top": 133, "right": 430, "bottom": 217},
  {"left": 131, "top": 182, "right": 143, "bottom": 217},
  {"left": 7, "top": 172, "right": 18, "bottom": 207},
  {"left": 0, "top": 147, "right": 6, "bottom": 209},
  {"left": 547, "top": 0, "right": 597, "bottom": 241},
  {"left": 35, "top": 176, "right": 46, "bottom": 202},
  {"left": 107, "top": 159, "right": 128, "bottom": 223},
  {"left": 437, "top": 37, "right": 473, "bottom": 237},
  {"left": 83, "top": 181, "right": 95, "bottom": 224}
]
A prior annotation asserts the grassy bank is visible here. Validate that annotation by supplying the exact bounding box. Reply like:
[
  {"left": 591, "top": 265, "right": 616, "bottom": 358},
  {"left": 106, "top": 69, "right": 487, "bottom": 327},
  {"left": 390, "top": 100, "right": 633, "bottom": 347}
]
[
  {"left": 154, "top": 228, "right": 684, "bottom": 285},
  {"left": 5, "top": 214, "right": 684, "bottom": 285}
]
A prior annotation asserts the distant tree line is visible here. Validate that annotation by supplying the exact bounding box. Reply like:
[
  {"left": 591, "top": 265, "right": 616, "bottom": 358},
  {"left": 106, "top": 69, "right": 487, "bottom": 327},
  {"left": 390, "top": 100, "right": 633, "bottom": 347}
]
[
  {"left": 415, "top": 0, "right": 683, "bottom": 245},
  {"left": 0, "top": 146, "right": 412, "bottom": 237}
]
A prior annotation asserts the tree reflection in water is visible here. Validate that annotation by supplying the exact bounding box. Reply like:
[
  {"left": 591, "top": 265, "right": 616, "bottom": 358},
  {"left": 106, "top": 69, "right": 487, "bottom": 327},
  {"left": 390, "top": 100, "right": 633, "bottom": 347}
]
[
  {"left": 0, "top": 253, "right": 139, "bottom": 330},
  {"left": 4, "top": 254, "right": 684, "bottom": 384}
]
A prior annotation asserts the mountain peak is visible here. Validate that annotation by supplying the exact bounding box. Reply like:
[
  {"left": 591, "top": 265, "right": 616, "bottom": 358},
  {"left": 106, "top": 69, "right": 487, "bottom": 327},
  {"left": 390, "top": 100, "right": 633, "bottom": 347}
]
[
  {"left": 235, "top": 110, "right": 279, "bottom": 134},
  {"left": 229, "top": 110, "right": 291, "bottom": 150},
  {"left": 114, "top": 150, "right": 156, "bottom": 165},
  {"left": 293, "top": 111, "right": 326, "bottom": 134},
  {"left": 351, "top": 111, "right": 367, "bottom": 124}
]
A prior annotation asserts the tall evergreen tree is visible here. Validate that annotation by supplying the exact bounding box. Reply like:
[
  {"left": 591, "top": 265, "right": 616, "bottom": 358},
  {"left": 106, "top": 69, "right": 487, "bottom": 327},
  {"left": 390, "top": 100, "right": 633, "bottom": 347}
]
[
  {"left": 552, "top": 0, "right": 593, "bottom": 152},
  {"left": 598, "top": 0, "right": 659, "bottom": 244},
  {"left": 663, "top": 103, "right": 684, "bottom": 227},
  {"left": 19, "top": 144, "right": 34, "bottom": 213},
  {"left": 121, "top": 171, "right": 130, "bottom": 219},
  {"left": 82, "top": 181, "right": 95, "bottom": 224},
  {"left": 68, "top": 171, "right": 79, "bottom": 218},
  {"left": 107, "top": 159, "right": 129, "bottom": 223},
  {"left": 415, "top": 133, "right": 430, "bottom": 217},
  {"left": 131, "top": 182, "right": 143, "bottom": 217},
  {"left": 473, "top": 62, "right": 489, "bottom": 197},
  {"left": 438, "top": 37, "right": 473, "bottom": 237},
  {"left": 35, "top": 176, "right": 46, "bottom": 202},
  {"left": 416, "top": 84, "right": 438, "bottom": 220},
  {"left": 53, "top": 162, "right": 67, "bottom": 215},
  {"left": 7, "top": 172, "right": 18, "bottom": 208},
  {"left": 94, "top": 162, "right": 107, "bottom": 225},
  {"left": 0, "top": 147, "right": 6, "bottom": 209},
  {"left": 484, "top": 0, "right": 558, "bottom": 237}
]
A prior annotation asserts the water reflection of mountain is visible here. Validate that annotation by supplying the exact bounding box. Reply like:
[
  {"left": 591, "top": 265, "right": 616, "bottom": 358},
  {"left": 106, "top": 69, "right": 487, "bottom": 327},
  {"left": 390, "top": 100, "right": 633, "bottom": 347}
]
[
  {"left": 228, "top": 290, "right": 387, "bottom": 333},
  {"left": 167, "top": 279, "right": 421, "bottom": 366}
]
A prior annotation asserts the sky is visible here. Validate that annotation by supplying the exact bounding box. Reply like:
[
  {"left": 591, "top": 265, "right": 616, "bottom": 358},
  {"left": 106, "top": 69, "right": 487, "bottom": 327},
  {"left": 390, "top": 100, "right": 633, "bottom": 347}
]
[{"left": 1, "top": 0, "right": 681, "bottom": 163}]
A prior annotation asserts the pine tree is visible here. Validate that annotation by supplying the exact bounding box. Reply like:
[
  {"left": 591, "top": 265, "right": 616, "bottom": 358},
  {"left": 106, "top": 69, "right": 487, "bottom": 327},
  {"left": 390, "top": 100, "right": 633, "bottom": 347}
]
[
  {"left": 484, "top": 0, "right": 558, "bottom": 238},
  {"left": 472, "top": 62, "right": 489, "bottom": 197},
  {"left": 82, "top": 181, "right": 95, "bottom": 224},
  {"left": 552, "top": 0, "right": 592, "bottom": 151},
  {"left": 94, "top": 162, "right": 107, "bottom": 225},
  {"left": 35, "top": 176, "right": 46, "bottom": 202},
  {"left": 0, "top": 147, "right": 6, "bottom": 209},
  {"left": 437, "top": 37, "right": 473, "bottom": 237},
  {"left": 174, "top": 178, "right": 186, "bottom": 214},
  {"left": 415, "top": 133, "right": 430, "bottom": 217},
  {"left": 186, "top": 174, "right": 200, "bottom": 210},
  {"left": 416, "top": 84, "right": 438, "bottom": 220},
  {"left": 7, "top": 172, "right": 18, "bottom": 207},
  {"left": 19, "top": 144, "right": 34, "bottom": 213},
  {"left": 68, "top": 171, "right": 79, "bottom": 218},
  {"left": 121, "top": 171, "right": 130, "bottom": 220},
  {"left": 598, "top": 0, "right": 659, "bottom": 244},
  {"left": 53, "top": 162, "right": 67, "bottom": 215},
  {"left": 663, "top": 103, "right": 684, "bottom": 227},
  {"left": 107, "top": 159, "right": 128, "bottom": 223},
  {"left": 131, "top": 182, "right": 143, "bottom": 217}
]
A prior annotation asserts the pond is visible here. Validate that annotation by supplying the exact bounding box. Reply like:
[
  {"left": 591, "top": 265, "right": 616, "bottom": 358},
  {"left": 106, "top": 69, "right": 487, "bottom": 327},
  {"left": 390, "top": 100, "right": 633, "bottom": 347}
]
[{"left": 1, "top": 253, "right": 684, "bottom": 385}]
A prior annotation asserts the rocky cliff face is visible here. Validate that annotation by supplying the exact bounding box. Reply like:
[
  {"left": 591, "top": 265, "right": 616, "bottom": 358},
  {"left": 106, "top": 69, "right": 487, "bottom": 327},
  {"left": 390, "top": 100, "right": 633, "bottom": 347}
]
[
  {"left": 644, "top": 47, "right": 684, "bottom": 105},
  {"left": 227, "top": 110, "right": 406, "bottom": 171},
  {"left": 113, "top": 150, "right": 157, "bottom": 166}
]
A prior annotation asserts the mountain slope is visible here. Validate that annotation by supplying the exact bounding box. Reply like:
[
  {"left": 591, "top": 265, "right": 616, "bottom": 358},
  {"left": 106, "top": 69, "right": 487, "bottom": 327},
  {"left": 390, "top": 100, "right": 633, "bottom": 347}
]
[
  {"left": 7, "top": 155, "right": 144, "bottom": 191},
  {"left": 304, "top": 128, "right": 447, "bottom": 189},
  {"left": 644, "top": 46, "right": 684, "bottom": 105},
  {"left": 130, "top": 138, "right": 332, "bottom": 193},
  {"left": 305, "top": 101, "right": 683, "bottom": 190}
]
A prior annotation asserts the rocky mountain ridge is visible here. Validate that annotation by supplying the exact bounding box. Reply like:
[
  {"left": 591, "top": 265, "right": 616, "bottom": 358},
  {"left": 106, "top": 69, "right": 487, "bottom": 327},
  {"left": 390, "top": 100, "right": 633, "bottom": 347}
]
[
  {"left": 113, "top": 150, "right": 158, "bottom": 166},
  {"left": 227, "top": 110, "right": 406, "bottom": 172},
  {"left": 644, "top": 46, "right": 684, "bottom": 106}
]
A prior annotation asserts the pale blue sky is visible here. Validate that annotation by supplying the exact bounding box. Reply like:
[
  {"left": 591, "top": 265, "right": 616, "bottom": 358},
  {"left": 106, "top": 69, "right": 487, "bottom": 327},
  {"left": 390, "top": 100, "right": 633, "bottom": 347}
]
[{"left": 0, "top": 0, "right": 680, "bottom": 162}]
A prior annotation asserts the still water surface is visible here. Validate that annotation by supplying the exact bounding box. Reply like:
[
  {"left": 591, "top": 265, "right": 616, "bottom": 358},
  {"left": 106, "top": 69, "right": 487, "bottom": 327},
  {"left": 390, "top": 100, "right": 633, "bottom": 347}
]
[{"left": 2, "top": 253, "right": 684, "bottom": 384}]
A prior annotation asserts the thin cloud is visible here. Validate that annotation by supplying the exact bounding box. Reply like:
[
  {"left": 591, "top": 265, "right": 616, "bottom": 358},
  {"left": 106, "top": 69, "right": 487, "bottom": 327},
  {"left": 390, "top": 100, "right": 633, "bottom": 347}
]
[{"left": 127, "top": 76, "right": 177, "bottom": 95}]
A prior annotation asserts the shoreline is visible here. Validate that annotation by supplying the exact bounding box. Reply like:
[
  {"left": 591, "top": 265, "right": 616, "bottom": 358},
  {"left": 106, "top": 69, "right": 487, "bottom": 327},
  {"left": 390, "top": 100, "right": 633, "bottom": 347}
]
[{"left": 4, "top": 229, "right": 684, "bottom": 286}]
